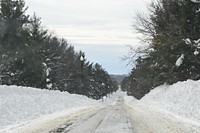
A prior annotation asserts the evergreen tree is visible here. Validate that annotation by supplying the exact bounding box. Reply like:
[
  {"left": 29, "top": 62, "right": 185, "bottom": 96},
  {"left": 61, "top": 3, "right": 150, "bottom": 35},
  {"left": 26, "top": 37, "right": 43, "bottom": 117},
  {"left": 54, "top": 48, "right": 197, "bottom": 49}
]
[
  {"left": 0, "top": 0, "right": 117, "bottom": 100},
  {"left": 126, "top": 0, "right": 200, "bottom": 99},
  {"left": 0, "top": 0, "right": 29, "bottom": 85},
  {"left": 21, "top": 14, "right": 47, "bottom": 88}
]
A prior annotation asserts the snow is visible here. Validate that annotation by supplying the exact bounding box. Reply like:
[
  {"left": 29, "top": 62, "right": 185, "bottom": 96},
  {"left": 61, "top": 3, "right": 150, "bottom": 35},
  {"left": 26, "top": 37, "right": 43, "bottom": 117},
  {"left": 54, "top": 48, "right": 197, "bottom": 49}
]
[
  {"left": 42, "top": 62, "right": 47, "bottom": 67},
  {"left": 191, "top": 0, "right": 200, "bottom": 3},
  {"left": 175, "top": 54, "right": 184, "bottom": 67},
  {"left": 63, "top": 104, "right": 133, "bottom": 133},
  {"left": 103, "top": 89, "right": 127, "bottom": 104},
  {"left": 194, "top": 39, "right": 200, "bottom": 44},
  {"left": 46, "top": 83, "right": 52, "bottom": 89},
  {"left": 194, "top": 50, "right": 199, "bottom": 55},
  {"left": 183, "top": 38, "right": 192, "bottom": 45},
  {"left": 125, "top": 79, "right": 200, "bottom": 124},
  {"left": 46, "top": 78, "right": 50, "bottom": 82},
  {"left": 46, "top": 68, "right": 51, "bottom": 76},
  {"left": 4, "top": 106, "right": 102, "bottom": 133},
  {"left": 1, "top": 80, "right": 200, "bottom": 132},
  {"left": 0, "top": 85, "right": 102, "bottom": 131},
  {"left": 196, "top": 8, "right": 200, "bottom": 13}
]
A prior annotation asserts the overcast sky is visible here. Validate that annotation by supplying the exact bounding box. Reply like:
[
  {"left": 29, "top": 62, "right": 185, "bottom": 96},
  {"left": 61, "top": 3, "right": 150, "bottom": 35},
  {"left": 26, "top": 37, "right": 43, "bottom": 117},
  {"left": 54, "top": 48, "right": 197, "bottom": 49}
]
[{"left": 26, "top": 0, "right": 150, "bottom": 74}]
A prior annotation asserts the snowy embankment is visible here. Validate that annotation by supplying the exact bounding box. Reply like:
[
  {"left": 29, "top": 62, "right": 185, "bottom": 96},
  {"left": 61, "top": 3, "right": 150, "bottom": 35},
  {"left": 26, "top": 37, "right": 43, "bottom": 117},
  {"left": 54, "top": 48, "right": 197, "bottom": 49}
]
[
  {"left": 0, "top": 85, "right": 105, "bottom": 131},
  {"left": 125, "top": 79, "right": 200, "bottom": 124}
]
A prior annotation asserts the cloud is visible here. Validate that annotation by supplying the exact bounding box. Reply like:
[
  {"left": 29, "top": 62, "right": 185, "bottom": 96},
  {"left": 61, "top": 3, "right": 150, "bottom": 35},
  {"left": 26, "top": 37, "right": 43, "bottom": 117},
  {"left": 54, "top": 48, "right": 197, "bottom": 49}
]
[
  {"left": 26, "top": 0, "right": 150, "bottom": 45},
  {"left": 25, "top": 0, "right": 151, "bottom": 74},
  {"left": 45, "top": 24, "right": 141, "bottom": 46},
  {"left": 26, "top": 0, "right": 150, "bottom": 25}
]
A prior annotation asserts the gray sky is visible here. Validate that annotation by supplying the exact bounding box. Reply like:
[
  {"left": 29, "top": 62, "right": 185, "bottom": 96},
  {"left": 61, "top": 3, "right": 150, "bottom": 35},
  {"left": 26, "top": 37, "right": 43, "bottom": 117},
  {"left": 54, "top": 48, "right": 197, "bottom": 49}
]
[{"left": 26, "top": 0, "right": 150, "bottom": 74}]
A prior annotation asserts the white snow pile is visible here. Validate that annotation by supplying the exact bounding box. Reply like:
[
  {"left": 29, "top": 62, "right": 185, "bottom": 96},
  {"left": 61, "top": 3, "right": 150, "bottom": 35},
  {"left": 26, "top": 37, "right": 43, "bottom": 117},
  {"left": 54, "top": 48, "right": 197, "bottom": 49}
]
[
  {"left": 191, "top": 0, "right": 200, "bottom": 3},
  {"left": 175, "top": 54, "right": 184, "bottom": 67},
  {"left": 0, "top": 85, "right": 101, "bottom": 130},
  {"left": 137, "top": 79, "right": 200, "bottom": 123},
  {"left": 194, "top": 50, "right": 199, "bottom": 55}
]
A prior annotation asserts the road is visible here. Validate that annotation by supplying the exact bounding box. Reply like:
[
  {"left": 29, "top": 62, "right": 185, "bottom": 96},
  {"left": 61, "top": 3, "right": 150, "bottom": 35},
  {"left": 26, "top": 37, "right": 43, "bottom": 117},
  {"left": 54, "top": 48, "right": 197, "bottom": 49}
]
[
  {"left": 49, "top": 96, "right": 200, "bottom": 133},
  {"left": 50, "top": 97, "right": 134, "bottom": 133},
  {"left": 5, "top": 96, "right": 200, "bottom": 133}
]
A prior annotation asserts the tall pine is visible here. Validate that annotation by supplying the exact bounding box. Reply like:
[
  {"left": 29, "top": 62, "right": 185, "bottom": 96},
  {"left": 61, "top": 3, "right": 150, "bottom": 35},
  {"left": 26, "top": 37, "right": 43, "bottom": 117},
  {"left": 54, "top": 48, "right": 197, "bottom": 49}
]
[{"left": 125, "top": 0, "right": 200, "bottom": 99}]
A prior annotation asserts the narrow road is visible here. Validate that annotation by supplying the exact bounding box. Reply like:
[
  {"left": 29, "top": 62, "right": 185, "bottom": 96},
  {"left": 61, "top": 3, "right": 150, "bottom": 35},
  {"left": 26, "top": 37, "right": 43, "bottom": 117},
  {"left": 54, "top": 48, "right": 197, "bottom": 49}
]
[
  {"left": 6, "top": 96, "right": 200, "bottom": 133},
  {"left": 49, "top": 97, "right": 200, "bottom": 133},
  {"left": 50, "top": 97, "right": 134, "bottom": 133}
]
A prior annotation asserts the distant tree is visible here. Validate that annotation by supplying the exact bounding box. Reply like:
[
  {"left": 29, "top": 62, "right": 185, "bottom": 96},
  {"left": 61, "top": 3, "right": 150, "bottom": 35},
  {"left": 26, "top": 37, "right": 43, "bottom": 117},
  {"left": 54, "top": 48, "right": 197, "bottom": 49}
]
[{"left": 121, "top": 77, "right": 131, "bottom": 92}]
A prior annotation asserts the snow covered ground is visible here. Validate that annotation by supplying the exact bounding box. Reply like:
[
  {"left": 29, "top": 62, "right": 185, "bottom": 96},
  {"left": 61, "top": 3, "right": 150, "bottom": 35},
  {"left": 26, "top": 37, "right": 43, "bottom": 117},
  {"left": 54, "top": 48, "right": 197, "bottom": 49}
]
[
  {"left": 1, "top": 79, "right": 200, "bottom": 133},
  {"left": 127, "top": 79, "right": 200, "bottom": 123},
  {"left": 0, "top": 85, "right": 107, "bottom": 132},
  {"left": 125, "top": 79, "right": 200, "bottom": 132}
]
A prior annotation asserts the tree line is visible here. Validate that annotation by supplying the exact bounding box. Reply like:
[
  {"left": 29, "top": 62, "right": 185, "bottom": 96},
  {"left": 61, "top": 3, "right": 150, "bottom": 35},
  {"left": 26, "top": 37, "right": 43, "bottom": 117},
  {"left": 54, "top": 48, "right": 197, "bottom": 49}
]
[
  {"left": 122, "top": 0, "right": 200, "bottom": 99},
  {"left": 0, "top": 0, "right": 118, "bottom": 99}
]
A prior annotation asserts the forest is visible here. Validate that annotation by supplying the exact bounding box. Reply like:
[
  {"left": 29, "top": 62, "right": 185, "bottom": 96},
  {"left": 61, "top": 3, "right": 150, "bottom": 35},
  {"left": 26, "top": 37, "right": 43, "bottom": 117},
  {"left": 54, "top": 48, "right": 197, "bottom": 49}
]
[
  {"left": 0, "top": 0, "right": 118, "bottom": 99},
  {"left": 122, "top": 0, "right": 200, "bottom": 99}
]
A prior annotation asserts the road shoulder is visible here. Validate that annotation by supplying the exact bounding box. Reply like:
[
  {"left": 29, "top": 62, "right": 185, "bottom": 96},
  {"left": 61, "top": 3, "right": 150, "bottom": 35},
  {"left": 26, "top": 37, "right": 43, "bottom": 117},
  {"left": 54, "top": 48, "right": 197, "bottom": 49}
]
[
  {"left": 124, "top": 102, "right": 200, "bottom": 133},
  {"left": 2, "top": 106, "right": 103, "bottom": 133}
]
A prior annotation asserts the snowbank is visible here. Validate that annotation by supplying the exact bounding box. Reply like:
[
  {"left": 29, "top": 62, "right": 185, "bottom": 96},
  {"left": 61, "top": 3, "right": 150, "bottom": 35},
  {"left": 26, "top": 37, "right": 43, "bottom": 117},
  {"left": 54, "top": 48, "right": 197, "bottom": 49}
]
[
  {"left": 0, "top": 85, "right": 101, "bottom": 129},
  {"left": 135, "top": 80, "right": 200, "bottom": 123}
]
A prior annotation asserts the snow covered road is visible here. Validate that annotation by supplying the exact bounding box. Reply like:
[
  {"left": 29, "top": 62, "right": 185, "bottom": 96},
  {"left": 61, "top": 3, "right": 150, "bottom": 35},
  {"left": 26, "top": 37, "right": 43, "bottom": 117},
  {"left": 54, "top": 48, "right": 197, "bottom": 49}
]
[
  {"left": 2, "top": 106, "right": 104, "bottom": 133},
  {"left": 3, "top": 96, "right": 200, "bottom": 133},
  {"left": 2, "top": 84, "right": 200, "bottom": 133},
  {"left": 49, "top": 96, "right": 200, "bottom": 133},
  {"left": 51, "top": 106, "right": 133, "bottom": 133},
  {"left": 50, "top": 97, "right": 134, "bottom": 133}
]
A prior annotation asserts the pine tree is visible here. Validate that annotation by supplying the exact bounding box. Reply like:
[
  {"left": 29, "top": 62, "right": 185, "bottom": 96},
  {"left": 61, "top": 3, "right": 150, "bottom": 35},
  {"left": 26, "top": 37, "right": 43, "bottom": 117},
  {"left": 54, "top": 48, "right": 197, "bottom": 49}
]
[
  {"left": 19, "top": 14, "right": 47, "bottom": 88},
  {"left": 126, "top": 0, "right": 200, "bottom": 99},
  {"left": 0, "top": 0, "right": 117, "bottom": 99},
  {"left": 0, "top": 0, "right": 29, "bottom": 85}
]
